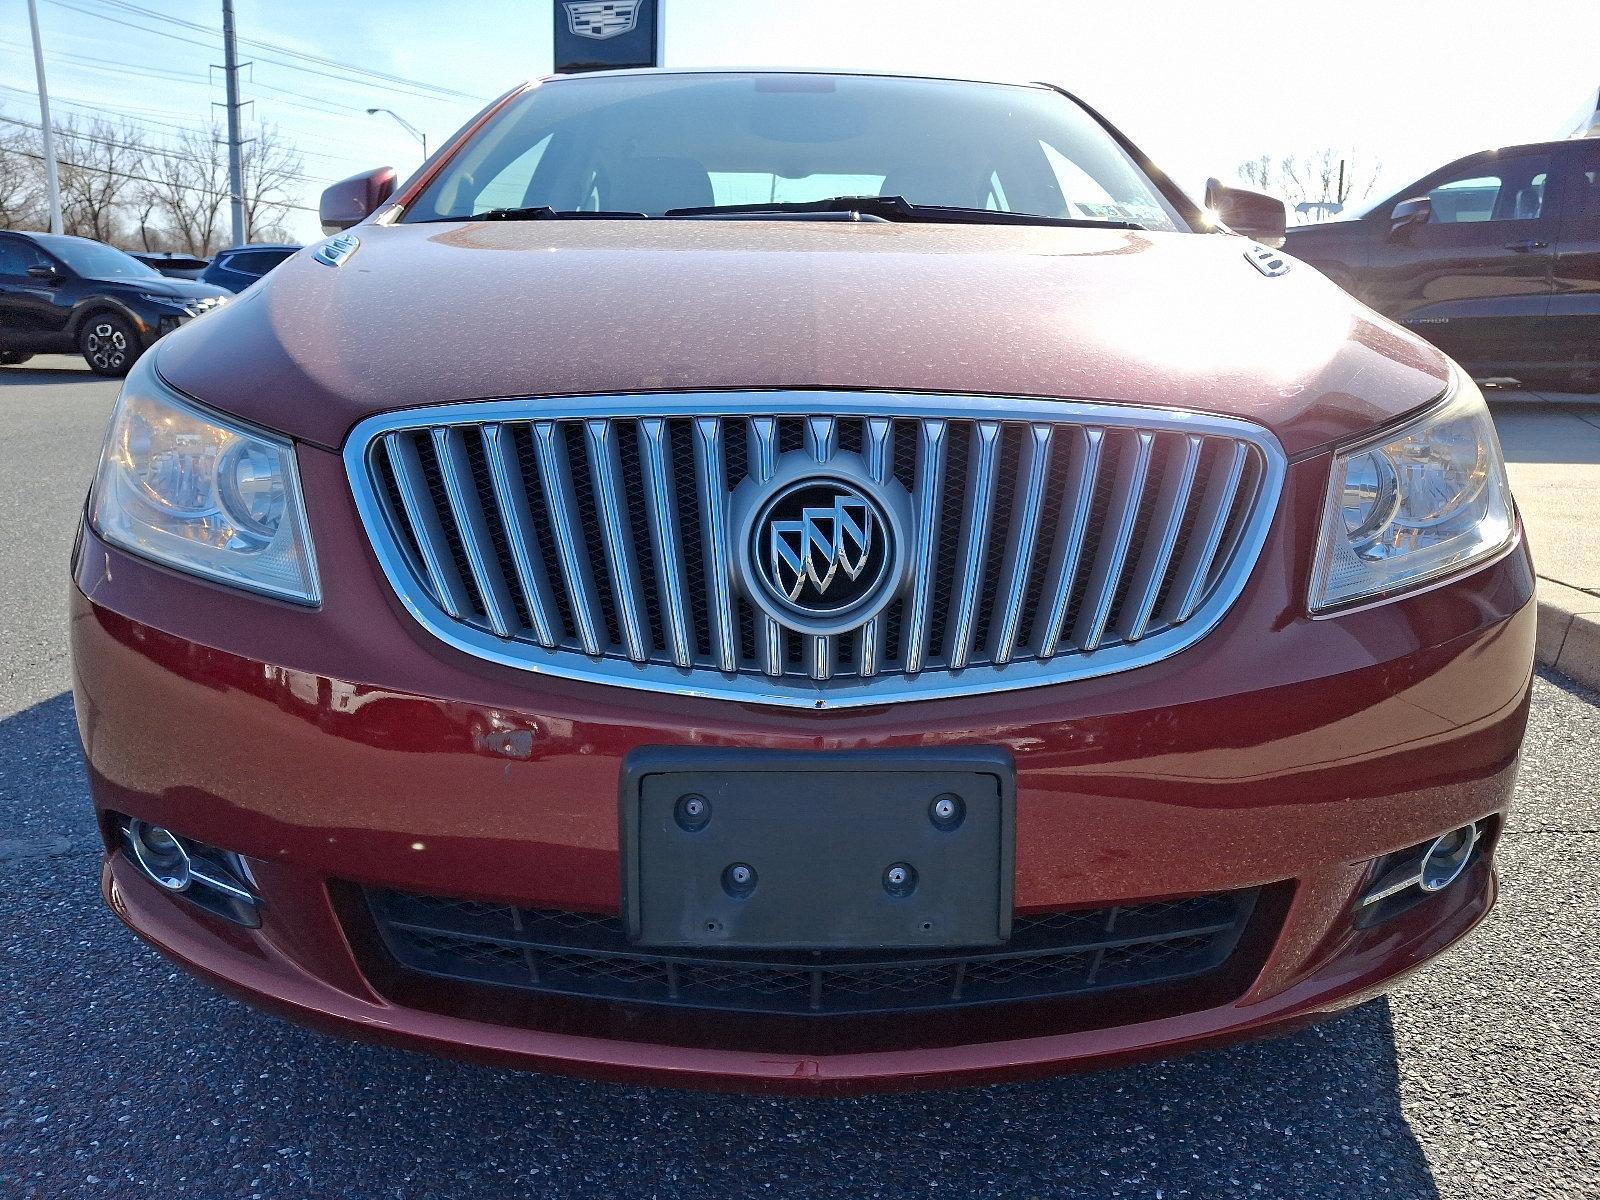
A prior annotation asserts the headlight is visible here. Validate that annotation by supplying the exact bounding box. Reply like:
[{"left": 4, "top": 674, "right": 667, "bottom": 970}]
[
  {"left": 137, "top": 292, "right": 188, "bottom": 308},
  {"left": 1309, "top": 371, "right": 1513, "bottom": 612},
  {"left": 89, "top": 354, "right": 320, "bottom": 604}
]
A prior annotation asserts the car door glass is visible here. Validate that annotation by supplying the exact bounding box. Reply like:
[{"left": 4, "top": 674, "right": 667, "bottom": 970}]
[
  {"left": 1428, "top": 176, "right": 1503, "bottom": 223},
  {"left": 1577, "top": 168, "right": 1600, "bottom": 218},
  {"left": 1425, "top": 159, "right": 1548, "bottom": 224},
  {"left": 228, "top": 251, "right": 280, "bottom": 276},
  {"left": 0, "top": 239, "right": 45, "bottom": 276},
  {"left": 1505, "top": 174, "right": 1545, "bottom": 220}
]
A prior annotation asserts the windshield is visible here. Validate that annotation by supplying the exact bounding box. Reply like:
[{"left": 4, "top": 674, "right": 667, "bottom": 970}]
[
  {"left": 46, "top": 238, "right": 160, "bottom": 280},
  {"left": 404, "top": 72, "right": 1187, "bottom": 231}
]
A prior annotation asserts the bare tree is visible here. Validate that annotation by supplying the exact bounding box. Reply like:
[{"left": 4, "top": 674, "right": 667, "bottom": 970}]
[
  {"left": 53, "top": 117, "right": 148, "bottom": 243},
  {"left": 0, "top": 114, "right": 45, "bottom": 230},
  {"left": 138, "top": 126, "right": 229, "bottom": 255},
  {"left": 239, "top": 123, "right": 304, "bottom": 243},
  {"left": 1234, "top": 148, "right": 1383, "bottom": 224},
  {"left": 1235, "top": 154, "right": 1276, "bottom": 194},
  {"left": 1, "top": 111, "right": 309, "bottom": 249}
]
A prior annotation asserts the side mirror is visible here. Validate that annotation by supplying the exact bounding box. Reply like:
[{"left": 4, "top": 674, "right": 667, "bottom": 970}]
[
  {"left": 320, "top": 167, "right": 398, "bottom": 234},
  {"left": 1389, "top": 196, "right": 1432, "bottom": 236},
  {"left": 26, "top": 264, "right": 62, "bottom": 282},
  {"left": 1204, "top": 179, "right": 1288, "bottom": 247}
]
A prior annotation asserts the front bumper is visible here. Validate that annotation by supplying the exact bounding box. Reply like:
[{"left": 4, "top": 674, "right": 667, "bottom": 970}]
[
  {"left": 70, "top": 438, "right": 1537, "bottom": 1092},
  {"left": 123, "top": 299, "right": 222, "bottom": 344}
]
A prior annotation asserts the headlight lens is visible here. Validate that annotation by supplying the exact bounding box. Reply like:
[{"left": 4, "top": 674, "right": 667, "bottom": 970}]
[
  {"left": 1309, "top": 371, "right": 1513, "bottom": 612},
  {"left": 89, "top": 354, "right": 320, "bottom": 604},
  {"left": 137, "top": 292, "right": 187, "bottom": 308}
]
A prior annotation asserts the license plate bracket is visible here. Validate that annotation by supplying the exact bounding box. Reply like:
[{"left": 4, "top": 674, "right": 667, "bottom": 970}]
[{"left": 620, "top": 748, "right": 1015, "bottom": 950}]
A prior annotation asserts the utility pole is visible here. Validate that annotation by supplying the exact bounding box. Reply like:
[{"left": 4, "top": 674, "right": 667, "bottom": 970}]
[
  {"left": 221, "top": 0, "right": 246, "bottom": 247},
  {"left": 26, "top": 0, "right": 63, "bottom": 234}
]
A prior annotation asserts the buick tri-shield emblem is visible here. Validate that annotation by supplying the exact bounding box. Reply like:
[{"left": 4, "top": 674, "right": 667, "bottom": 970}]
[
  {"left": 563, "top": 0, "right": 640, "bottom": 39},
  {"left": 768, "top": 493, "right": 874, "bottom": 604},
  {"left": 732, "top": 466, "right": 910, "bottom": 637}
]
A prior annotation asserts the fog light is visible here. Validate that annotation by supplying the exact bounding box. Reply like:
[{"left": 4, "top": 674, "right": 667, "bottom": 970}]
[
  {"left": 1419, "top": 825, "right": 1477, "bottom": 893},
  {"left": 118, "top": 817, "right": 261, "bottom": 926},
  {"left": 1358, "top": 821, "right": 1484, "bottom": 921},
  {"left": 128, "top": 819, "right": 191, "bottom": 891}
]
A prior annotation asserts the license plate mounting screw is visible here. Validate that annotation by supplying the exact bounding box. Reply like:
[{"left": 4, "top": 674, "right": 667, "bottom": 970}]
[
  {"left": 723, "top": 862, "right": 758, "bottom": 897},
  {"left": 883, "top": 862, "right": 918, "bottom": 896},
  {"left": 675, "top": 793, "right": 711, "bottom": 832},
  {"left": 929, "top": 793, "right": 965, "bottom": 830}
]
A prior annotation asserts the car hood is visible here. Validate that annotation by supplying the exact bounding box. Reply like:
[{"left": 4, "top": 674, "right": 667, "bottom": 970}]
[
  {"left": 156, "top": 220, "right": 1449, "bottom": 455},
  {"left": 129, "top": 276, "right": 231, "bottom": 301}
]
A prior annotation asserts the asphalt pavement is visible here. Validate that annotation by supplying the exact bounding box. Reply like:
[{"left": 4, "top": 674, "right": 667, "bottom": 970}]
[{"left": 2, "top": 357, "right": 1597, "bottom": 1199}]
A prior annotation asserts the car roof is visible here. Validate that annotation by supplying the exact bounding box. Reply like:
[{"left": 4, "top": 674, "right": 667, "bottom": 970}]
[
  {"left": 1447, "top": 138, "right": 1583, "bottom": 161},
  {"left": 5, "top": 230, "right": 112, "bottom": 251},
  {"left": 219, "top": 243, "right": 300, "bottom": 253}
]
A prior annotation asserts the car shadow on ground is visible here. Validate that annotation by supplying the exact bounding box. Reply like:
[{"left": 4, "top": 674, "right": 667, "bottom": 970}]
[
  {"left": 1491, "top": 400, "right": 1600, "bottom": 466},
  {"left": 3, "top": 690, "right": 1440, "bottom": 1199},
  {"left": 250, "top": 997, "right": 1439, "bottom": 1197},
  {"left": 0, "top": 365, "right": 102, "bottom": 385}
]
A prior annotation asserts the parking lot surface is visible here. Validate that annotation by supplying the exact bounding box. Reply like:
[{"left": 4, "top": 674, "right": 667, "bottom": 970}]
[{"left": 2, "top": 358, "right": 1596, "bottom": 1199}]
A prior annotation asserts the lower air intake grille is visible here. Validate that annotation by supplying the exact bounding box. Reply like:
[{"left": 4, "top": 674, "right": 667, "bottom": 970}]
[{"left": 364, "top": 888, "right": 1258, "bottom": 1017}]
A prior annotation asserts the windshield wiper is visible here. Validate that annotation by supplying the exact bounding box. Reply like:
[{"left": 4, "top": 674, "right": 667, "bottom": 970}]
[
  {"left": 411, "top": 207, "right": 651, "bottom": 223},
  {"left": 664, "top": 195, "right": 1143, "bottom": 229},
  {"left": 477, "top": 206, "right": 650, "bottom": 221}
]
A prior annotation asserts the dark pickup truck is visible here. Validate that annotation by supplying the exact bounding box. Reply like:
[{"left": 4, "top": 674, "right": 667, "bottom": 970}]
[{"left": 1286, "top": 137, "right": 1600, "bottom": 389}]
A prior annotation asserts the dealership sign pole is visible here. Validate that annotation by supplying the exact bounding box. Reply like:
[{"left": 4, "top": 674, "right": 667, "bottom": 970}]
[{"left": 553, "top": 0, "right": 662, "bottom": 74}]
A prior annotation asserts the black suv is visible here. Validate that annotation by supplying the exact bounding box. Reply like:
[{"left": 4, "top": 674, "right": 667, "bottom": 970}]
[
  {"left": 0, "top": 231, "right": 229, "bottom": 376},
  {"left": 1285, "top": 138, "right": 1600, "bottom": 388},
  {"left": 199, "top": 243, "right": 299, "bottom": 293}
]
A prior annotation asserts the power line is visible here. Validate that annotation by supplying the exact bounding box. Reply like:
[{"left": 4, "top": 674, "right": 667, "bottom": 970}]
[
  {"left": 0, "top": 38, "right": 212, "bottom": 82},
  {"left": 7, "top": 145, "right": 317, "bottom": 213},
  {"left": 0, "top": 84, "right": 382, "bottom": 168},
  {"left": 84, "top": 0, "right": 488, "bottom": 102},
  {"left": 0, "top": 112, "right": 327, "bottom": 187},
  {"left": 0, "top": 78, "right": 197, "bottom": 123},
  {"left": 0, "top": 40, "right": 366, "bottom": 120},
  {"left": 43, "top": 0, "right": 487, "bottom": 106}
]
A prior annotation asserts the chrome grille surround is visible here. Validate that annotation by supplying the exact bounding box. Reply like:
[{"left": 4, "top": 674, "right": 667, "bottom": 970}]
[{"left": 344, "top": 393, "right": 1286, "bottom": 709}]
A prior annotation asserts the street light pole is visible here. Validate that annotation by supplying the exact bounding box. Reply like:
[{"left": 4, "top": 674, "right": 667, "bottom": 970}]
[
  {"left": 26, "top": 0, "right": 63, "bottom": 234},
  {"left": 366, "top": 108, "right": 427, "bottom": 160}
]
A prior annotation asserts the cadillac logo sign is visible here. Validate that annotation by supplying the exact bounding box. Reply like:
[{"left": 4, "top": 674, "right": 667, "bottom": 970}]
[
  {"left": 563, "top": 0, "right": 640, "bottom": 40},
  {"left": 733, "top": 459, "right": 911, "bottom": 637}
]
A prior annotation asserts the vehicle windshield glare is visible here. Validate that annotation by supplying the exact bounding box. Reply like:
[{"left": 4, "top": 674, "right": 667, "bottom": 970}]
[
  {"left": 403, "top": 72, "right": 1187, "bottom": 231},
  {"left": 43, "top": 237, "right": 161, "bottom": 280}
]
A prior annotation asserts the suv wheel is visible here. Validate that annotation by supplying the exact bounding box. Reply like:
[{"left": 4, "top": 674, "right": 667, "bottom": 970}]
[
  {"left": 0, "top": 352, "right": 34, "bottom": 366},
  {"left": 79, "top": 314, "right": 140, "bottom": 377}
]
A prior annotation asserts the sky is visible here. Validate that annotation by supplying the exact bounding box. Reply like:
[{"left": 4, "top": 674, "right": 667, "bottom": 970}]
[{"left": 6, "top": 0, "right": 1599, "bottom": 243}]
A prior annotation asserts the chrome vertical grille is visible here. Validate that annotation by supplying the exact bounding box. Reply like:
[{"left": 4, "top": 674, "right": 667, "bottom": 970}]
[{"left": 350, "top": 394, "right": 1285, "bottom": 708}]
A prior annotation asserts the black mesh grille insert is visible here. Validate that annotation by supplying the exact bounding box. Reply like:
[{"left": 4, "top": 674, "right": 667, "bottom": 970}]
[{"left": 364, "top": 887, "right": 1258, "bottom": 1018}]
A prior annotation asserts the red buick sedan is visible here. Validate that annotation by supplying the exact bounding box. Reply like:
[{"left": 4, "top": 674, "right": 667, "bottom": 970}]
[{"left": 71, "top": 70, "right": 1533, "bottom": 1094}]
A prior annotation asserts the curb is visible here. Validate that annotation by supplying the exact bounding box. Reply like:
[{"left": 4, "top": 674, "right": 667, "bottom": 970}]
[{"left": 1535, "top": 578, "right": 1600, "bottom": 690}]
